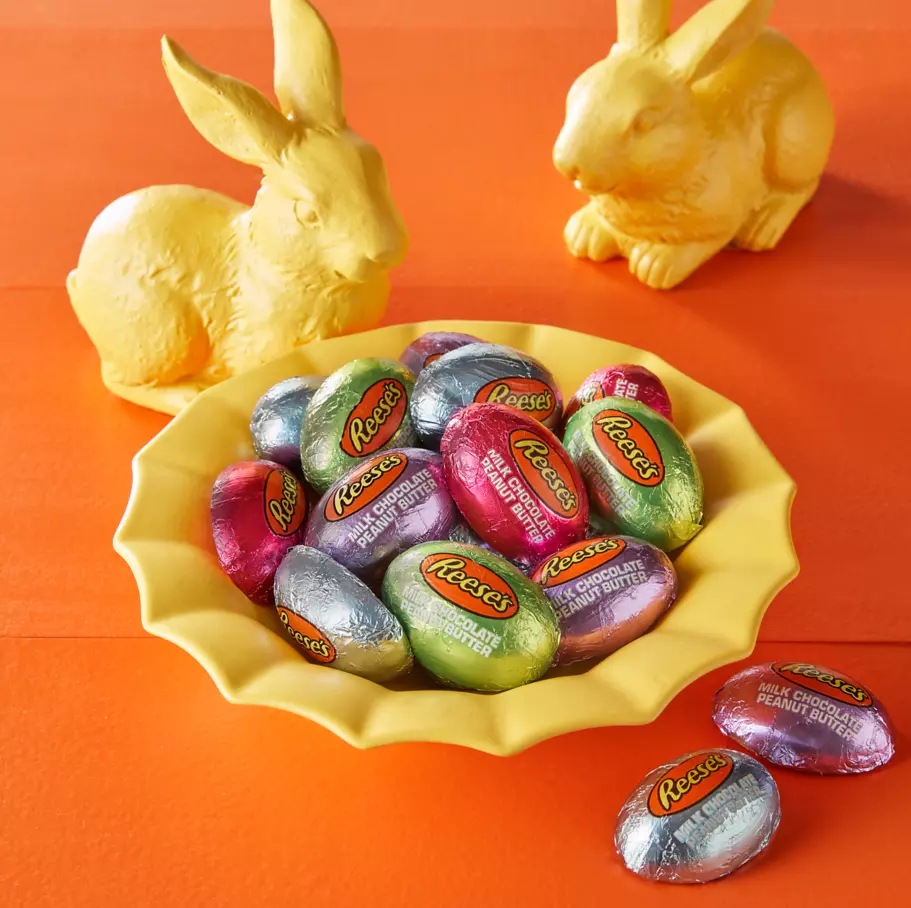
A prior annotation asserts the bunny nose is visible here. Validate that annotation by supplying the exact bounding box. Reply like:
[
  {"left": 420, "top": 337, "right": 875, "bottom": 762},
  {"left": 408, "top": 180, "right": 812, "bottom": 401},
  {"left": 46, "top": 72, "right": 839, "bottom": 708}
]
[{"left": 553, "top": 139, "right": 577, "bottom": 179}]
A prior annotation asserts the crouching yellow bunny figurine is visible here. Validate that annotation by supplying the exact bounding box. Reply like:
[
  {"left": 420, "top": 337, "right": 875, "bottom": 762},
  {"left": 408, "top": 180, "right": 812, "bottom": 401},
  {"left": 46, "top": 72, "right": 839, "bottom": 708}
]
[
  {"left": 553, "top": 0, "right": 834, "bottom": 289},
  {"left": 68, "top": 0, "right": 408, "bottom": 413}
]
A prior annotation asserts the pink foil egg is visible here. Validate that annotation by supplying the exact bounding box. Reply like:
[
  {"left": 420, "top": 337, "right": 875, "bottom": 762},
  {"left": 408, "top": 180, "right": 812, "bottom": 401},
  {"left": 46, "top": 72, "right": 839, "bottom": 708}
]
[
  {"left": 713, "top": 661, "right": 895, "bottom": 774},
  {"left": 441, "top": 403, "right": 588, "bottom": 569},
  {"left": 530, "top": 535, "right": 677, "bottom": 665},
  {"left": 400, "top": 331, "right": 484, "bottom": 375},
  {"left": 564, "top": 364, "right": 673, "bottom": 425},
  {"left": 210, "top": 460, "right": 308, "bottom": 605}
]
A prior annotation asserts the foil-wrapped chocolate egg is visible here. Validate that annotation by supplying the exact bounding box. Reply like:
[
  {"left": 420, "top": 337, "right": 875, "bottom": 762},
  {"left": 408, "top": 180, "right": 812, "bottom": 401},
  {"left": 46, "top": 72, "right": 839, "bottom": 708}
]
[
  {"left": 530, "top": 535, "right": 676, "bottom": 665},
  {"left": 410, "top": 343, "right": 562, "bottom": 448},
  {"left": 564, "top": 397, "right": 703, "bottom": 551},
  {"left": 274, "top": 546, "right": 412, "bottom": 682},
  {"left": 381, "top": 541, "right": 560, "bottom": 691},
  {"left": 250, "top": 375, "right": 324, "bottom": 468},
  {"left": 442, "top": 404, "right": 588, "bottom": 569},
  {"left": 400, "top": 331, "right": 483, "bottom": 375},
  {"left": 300, "top": 358, "right": 417, "bottom": 493},
  {"left": 713, "top": 661, "right": 895, "bottom": 774},
  {"left": 210, "top": 460, "right": 308, "bottom": 605},
  {"left": 305, "top": 448, "right": 459, "bottom": 585},
  {"left": 615, "top": 749, "right": 780, "bottom": 884},
  {"left": 564, "top": 364, "right": 673, "bottom": 425}
]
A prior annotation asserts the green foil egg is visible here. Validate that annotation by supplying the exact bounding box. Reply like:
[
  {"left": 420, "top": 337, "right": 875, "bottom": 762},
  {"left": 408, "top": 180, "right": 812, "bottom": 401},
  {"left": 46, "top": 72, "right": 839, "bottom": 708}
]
[
  {"left": 300, "top": 358, "right": 418, "bottom": 493},
  {"left": 563, "top": 397, "right": 703, "bottom": 551},
  {"left": 381, "top": 541, "right": 560, "bottom": 692}
]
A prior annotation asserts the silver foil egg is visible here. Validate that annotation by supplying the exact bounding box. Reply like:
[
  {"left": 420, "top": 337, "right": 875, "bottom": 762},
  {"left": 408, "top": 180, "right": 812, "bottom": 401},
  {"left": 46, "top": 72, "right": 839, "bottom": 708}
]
[
  {"left": 250, "top": 376, "right": 324, "bottom": 468},
  {"left": 615, "top": 749, "right": 780, "bottom": 884}
]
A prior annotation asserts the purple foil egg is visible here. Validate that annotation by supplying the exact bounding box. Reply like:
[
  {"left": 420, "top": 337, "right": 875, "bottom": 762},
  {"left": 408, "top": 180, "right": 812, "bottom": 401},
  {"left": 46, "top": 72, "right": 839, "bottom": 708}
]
[
  {"left": 400, "top": 331, "right": 484, "bottom": 375},
  {"left": 564, "top": 364, "right": 673, "bottom": 425},
  {"left": 210, "top": 460, "right": 308, "bottom": 605},
  {"left": 305, "top": 448, "right": 459, "bottom": 584},
  {"left": 713, "top": 661, "right": 895, "bottom": 774},
  {"left": 530, "top": 535, "right": 676, "bottom": 665}
]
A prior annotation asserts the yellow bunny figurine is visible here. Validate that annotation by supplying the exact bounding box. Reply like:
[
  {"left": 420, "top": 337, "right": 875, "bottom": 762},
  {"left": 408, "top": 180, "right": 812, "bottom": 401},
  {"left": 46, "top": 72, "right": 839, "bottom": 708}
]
[
  {"left": 68, "top": 0, "right": 408, "bottom": 413},
  {"left": 553, "top": 0, "right": 834, "bottom": 289}
]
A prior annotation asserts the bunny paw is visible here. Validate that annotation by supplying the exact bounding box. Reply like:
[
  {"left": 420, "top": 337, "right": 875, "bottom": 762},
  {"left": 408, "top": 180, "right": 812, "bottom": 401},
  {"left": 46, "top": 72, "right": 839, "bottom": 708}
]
[
  {"left": 628, "top": 241, "right": 722, "bottom": 290},
  {"left": 564, "top": 205, "right": 621, "bottom": 262}
]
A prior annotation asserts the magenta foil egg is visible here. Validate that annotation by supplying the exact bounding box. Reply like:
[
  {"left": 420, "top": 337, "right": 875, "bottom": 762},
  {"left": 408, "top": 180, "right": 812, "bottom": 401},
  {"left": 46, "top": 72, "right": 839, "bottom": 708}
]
[
  {"left": 530, "top": 535, "right": 677, "bottom": 665},
  {"left": 304, "top": 448, "right": 459, "bottom": 585},
  {"left": 210, "top": 460, "right": 309, "bottom": 605},
  {"left": 441, "top": 403, "right": 588, "bottom": 569},
  {"left": 400, "top": 331, "right": 484, "bottom": 375},
  {"left": 713, "top": 661, "right": 895, "bottom": 774},
  {"left": 564, "top": 364, "right": 673, "bottom": 425}
]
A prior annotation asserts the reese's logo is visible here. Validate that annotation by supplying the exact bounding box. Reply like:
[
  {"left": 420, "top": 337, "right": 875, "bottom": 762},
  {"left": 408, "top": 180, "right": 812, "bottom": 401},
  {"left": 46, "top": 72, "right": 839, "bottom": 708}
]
[
  {"left": 474, "top": 377, "right": 556, "bottom": 421},
  {"left": 532, "top": 537, "right": 626, "bottom": 587},
  {"left": 420, "top": 553, "right": 519, "bottom": 620},
  {"left": 264, "top": 468, "right": 306, "bottom": 536},
  {"left": 509, "top": 429, "right": 580, "bottom": 518},
  {"left": 340, "top": 379, "right": 408, "bottom": 457},
  {"left": 593, "top": 410, "right": 664, "bottom": 486},
  {"left": 325, "top": 452, "right": 409, "bottom": 522},
  {"left": 277, "top": 607, "right": 336, "bottom": 664},
  {"left": 647, "top": 753, "right": 734, "bottom": 817},
  {"left": 772, "top": 662, "right": 873, "bottom": 708}
]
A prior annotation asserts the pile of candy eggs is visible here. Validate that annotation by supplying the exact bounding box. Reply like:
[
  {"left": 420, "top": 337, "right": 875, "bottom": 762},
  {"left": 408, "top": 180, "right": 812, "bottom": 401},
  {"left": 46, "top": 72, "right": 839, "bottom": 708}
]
[{"left": 210, "top": 331, "right": 701, "bottom": 691}]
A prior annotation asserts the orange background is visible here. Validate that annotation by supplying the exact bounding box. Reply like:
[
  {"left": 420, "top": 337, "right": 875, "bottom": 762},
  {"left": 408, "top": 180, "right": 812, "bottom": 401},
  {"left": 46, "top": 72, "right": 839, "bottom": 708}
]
[{"left": 1, "top": 0, "right": 909, "bottom": 903}]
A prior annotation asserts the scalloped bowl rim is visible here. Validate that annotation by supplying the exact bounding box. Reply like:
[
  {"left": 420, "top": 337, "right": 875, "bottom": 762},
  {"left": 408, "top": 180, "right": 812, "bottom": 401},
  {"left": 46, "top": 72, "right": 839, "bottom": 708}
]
[{"left": 114, "top": 320, "right": 798, "bottom": 756}]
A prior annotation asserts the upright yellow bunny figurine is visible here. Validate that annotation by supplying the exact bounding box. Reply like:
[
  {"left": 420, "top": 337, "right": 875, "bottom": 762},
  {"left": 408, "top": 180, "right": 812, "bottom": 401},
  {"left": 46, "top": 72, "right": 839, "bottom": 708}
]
[
  {"left": 68, "top": 0, "right": 408, "bottom": 413},
  {"left": 553, "top": 0, "right": 834, "bottom": 289}
]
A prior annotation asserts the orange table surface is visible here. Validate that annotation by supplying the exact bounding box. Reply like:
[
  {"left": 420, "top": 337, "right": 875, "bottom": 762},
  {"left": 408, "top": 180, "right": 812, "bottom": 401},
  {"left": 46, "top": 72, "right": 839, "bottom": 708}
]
[{"left": 2, "top": 1, "right": 910, "bottom": 904}]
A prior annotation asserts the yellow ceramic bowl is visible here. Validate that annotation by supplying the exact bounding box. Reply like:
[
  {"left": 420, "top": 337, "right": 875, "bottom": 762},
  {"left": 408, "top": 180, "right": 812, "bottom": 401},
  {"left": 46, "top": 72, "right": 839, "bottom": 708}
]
[{"left": 114, "top": 321, "right": 798, "bottom": 755}]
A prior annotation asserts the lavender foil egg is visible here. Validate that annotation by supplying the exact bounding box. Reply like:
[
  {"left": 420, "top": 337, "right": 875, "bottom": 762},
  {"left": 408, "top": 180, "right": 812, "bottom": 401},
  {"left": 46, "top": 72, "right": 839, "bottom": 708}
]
[
  {"left": 400, "top": 331, "right": 483, "bottom": 375},
  {"left": 713, "top": 661, "right": 895, "bottom": 774},
  {"left": 305, "top": 448, "right": 459, "bottom": 585},
  {"left": 250, "top": 375, "right": 324, "bottom": 468},
  {"left": 615, "top": 749, "right": 780, "bottom": 884},
  {"left": 530, "top": 535, "right": 676, "bottom": 665}
]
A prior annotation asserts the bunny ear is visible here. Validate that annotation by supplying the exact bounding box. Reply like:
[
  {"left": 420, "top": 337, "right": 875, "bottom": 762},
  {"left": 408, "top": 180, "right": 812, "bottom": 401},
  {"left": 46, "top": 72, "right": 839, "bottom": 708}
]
[
  {"left": 616, "top": 0, "right": 673, "bottom": 50},
  {"left": 271, "top": 0, "right": 345, "bottom": 130},
  {"left": 162, "top": 37, "right": 294, "bottom": 167},
  {"left": 662, "top": 0, "right": 774, "bottom": 83}
]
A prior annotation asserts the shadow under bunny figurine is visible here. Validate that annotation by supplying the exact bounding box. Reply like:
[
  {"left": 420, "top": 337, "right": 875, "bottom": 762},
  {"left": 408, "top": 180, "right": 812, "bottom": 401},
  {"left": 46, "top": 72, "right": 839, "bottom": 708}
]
[
  {"left": 553, "top": 0, "right": 834, "bottom": 290},
  {"left": 68, "top": 0, "right": 408, "bottom": 414}
]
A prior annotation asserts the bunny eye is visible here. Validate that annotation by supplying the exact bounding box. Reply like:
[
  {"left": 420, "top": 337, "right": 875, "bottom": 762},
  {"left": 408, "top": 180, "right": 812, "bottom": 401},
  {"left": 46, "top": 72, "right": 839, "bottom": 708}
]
[
  {"left": 294, "top": 200, "right": 321, "bottom": 229},
  {"left": 631, "top": 108, "right": 666, "bottom": 134}
]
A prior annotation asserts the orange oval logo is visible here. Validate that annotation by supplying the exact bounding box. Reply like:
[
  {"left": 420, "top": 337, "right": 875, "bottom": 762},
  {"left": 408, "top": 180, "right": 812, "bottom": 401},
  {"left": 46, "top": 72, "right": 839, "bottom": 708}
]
[
  {"left": 324, "top": 452, "right": 409, "bottom": 522},
  {"left": 340, "top": 378, "right": 408, "bottom": 458},
  {"left": 420, "top": 553, "right": 519, "bottom": 620},
  {"left": 647, "top": 753, "right": 734, "bottom": 817},
  {"left": 565, "top": 381, "right": 607, "bottom": 423},
  {"left": 532, "top": 537, "right": 627, "bottom": 587},
  {"left": 593, "top": 410, "right": 664, "bottom": 486},
  {"left": 474, "top": 377, "right": 556, "bottom": 421},
  {"left": 264, "top": 468, "right": 307, "bottom": 536},
  {"left": 772, "top": 662, "right": 873, "bottom": 708},
  {"left": 276, "top": 607, "right": 336, "bottom": 664},
  {"left": 424, "top": 352, "right": 443, "bottom": 367},
  {"left": 509, "top": 428, "right": 580, "bottom": 518}
]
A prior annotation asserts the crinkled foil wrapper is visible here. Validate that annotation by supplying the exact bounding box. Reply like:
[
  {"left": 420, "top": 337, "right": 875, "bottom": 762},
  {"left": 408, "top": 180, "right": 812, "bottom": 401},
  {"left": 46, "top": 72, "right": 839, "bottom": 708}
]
[
  {"left": 441, "top": 403, "right": 587, "bottom": 570},
  {"left": 381, "top": 541, "right": 559, "bottom": 692},
  {"left": 615, "top": 749, "right": 780, "bottom": 884},
  {"left": 400, "top": 331, "right": 483, "bottom": 375},
  {"left": 300, "top": 357, "right": 417, "bottom": 493},
  {"left": 210, "top": 460, "right": 307, "bottom": 606},
  {"left": 530, "top": 535, "right": 677, "bottom": 665},
  {"left": 250, "top": 375, "right": 325, "bottom": 468},
  {"left": 564, "top": 364, "right": 673, "bottom": 425},
  {"left": 564, "top": 396, "right": 703, "bottom": 552},
  {"left": 713, "top": 662, "right": 895, "bottom": 774},
  {"left": 305, "top": 448, "right": 459, "bottom": 586},
  {"left": 410, "top": 343, "right": 563, "bottom": 449},
  {"left": 274, "top": 545, "right": 412, "bottom": 682}
]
